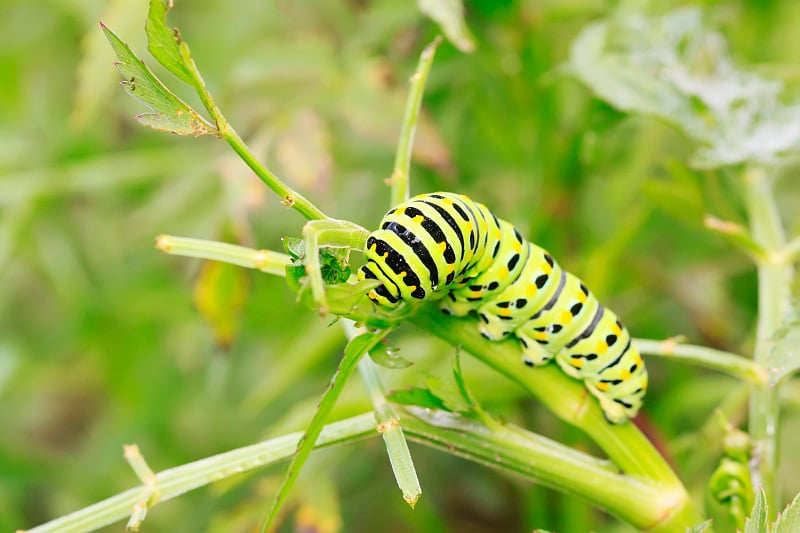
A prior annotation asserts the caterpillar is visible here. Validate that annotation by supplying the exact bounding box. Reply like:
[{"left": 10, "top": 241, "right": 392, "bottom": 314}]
[{"left": 358, "top": 192, "right": 647, "bottom": 424}]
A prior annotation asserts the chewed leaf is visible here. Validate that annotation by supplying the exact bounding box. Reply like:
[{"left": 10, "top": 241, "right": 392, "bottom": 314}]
[
  {"left": 765, "top": 306, "right": 800, "bottom": 386},
  {"left": 145, "top": 0, "right": 196, "bottom": 86},
  {"left": 387, "top": 387, "right": 451, "bottom": 411},
  {"left": 102, "top": 22, "right": 214, "bottom": 135},
  {"left": 568, "top": 7, "right": 800, "bottom": 168},
  {"left": 417, "top": 0, "right": 475, "bottom": 53}
]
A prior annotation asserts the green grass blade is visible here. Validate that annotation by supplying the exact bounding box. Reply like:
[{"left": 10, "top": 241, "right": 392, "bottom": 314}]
[{"left": 259, "top": 328, "right": 393, "bottom": 532}]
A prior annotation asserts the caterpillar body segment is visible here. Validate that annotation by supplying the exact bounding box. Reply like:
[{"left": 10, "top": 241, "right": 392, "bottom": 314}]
[{"left": 358, "top": 192, "right": 647, "bottom": 424}]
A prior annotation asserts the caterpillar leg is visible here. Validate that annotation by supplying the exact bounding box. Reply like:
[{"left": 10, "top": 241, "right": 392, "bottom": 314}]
[
  {"left": 301, "top": 219, "right": 370, "bottom": 314},
  {"left": 516, "top": 334, "right": 554, "bottom": 367}
]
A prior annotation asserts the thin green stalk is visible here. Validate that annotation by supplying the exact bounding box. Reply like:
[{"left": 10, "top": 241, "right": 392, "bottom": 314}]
[
  {"left": 634, "top": 337, "right": 767, "bottom": 384},
  {"left": 25, "top": 414, "right": 378, "bottom": 533},
  {"left": 174, "top": 41, "right": 328, "bottom": 221},
  {"left": 704, "top": 214, "right": 769, "bottom": 262},
  {"left": 346, "top": 321, "right": 422, "bottom": 508},
  {"left": 259, "top": 329, "right": 392, "bottom": 532},
  {"left": 743, "top": 166, "right": 793, "bottom": 513},
  {"left": 155, "top": 234, "right": 292, "bottom": 276},
  {"left": 389, "top": 37, "right": 442, "bottom": 206}
]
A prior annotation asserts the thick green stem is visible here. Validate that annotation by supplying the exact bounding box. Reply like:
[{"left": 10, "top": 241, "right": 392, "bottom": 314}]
[
  {"left": 743, "top": 166, "right": 793, "bottom": 513},
  {"left": 408, "top": 305, "right": 701, "bottom": 531}
]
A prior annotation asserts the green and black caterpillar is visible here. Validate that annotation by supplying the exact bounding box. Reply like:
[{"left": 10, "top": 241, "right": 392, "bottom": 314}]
[{"left": 358, "top": 192, "right": 648, "bottom": 424}]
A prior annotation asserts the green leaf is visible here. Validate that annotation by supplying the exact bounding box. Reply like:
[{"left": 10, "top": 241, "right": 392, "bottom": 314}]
[
  {"left": 101, "top": 22, "right": 214, "bottom": 135},
  {"left": 417, "top": 0, "right": 475, "bottom": 53},
  {"left": 774, "top": 491, "right": 800, "bottom": 533},
  {"left": 685, "top": 519, "right": 713, "bottom": 533},
  {"left": 744, "top": 488, "right": 768, "bottom": 533},
  {"left": 387, "top": 387, "right": 451, "bottom": 412},
  {"left": 766, "top": 306, "right": 800, "bottom": 386},
  {"left": 145, "top": 0, "right": 196, "bottom": 86},
  {"left": 261, "top": 329, "right": 392, "bottom": 532}
]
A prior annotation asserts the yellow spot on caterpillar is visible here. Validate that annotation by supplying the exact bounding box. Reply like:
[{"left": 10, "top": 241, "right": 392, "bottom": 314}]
[
  {"left": 577, "top": 290, "right": 587, "bottom": 304},
  {"left": 534, "top": 331, "right": 548, "bottom": 341},
  {"left": 494, "top": 229, "right": 502, "bottom": 240},
  {"left": 542, "top": 261, "right": 552, "bottom": 275},
  {"left": 497, "top": 267, "right": 509, "bottom": 279},
  {"left": 513, "top": 240, "right": 522, "bottom": 253},
  {"left": 612, "top": 323, "right": 622, "bottom": 336},
  {"left": 413, "top": 215, "right": 424, "bottom": 223},
  {"left": 561, "top": 310, "right": 573, "bottom": 324},
  {"left": 464, "top": 222, "right": 473, "bottom": 233},
  {"left": 443, "top": 198, "right": 453, "bottom": 205},
  {"left": 621, "top": 369, "right": 631, "bottom": 380},
  {"left": 571, "top": 358, "right": 584, "bottom": 368},
  {"left": 399, "top": 271, "right": 407, "bottom": 278},
  {"left": 596, "top": 341, "right": 608, "bottom": 355},
  {"left": 499, "top": 308, "right": 512, "bottom": 317},
  {"left": 438, "top": 242, "right": 447, "bottom": 253},
  {"left": 596, "top": 382, "right": 610, "bottom": 391},
  {"left": 368, "top": 291, "right": 377, "bottom": 299},
  {"left": 396, "top": 207, "right": 406, "bottom": 216},
  {"left": 382, "top": 252, "right": 389, "bottom": 259},
  {"left": 525, "top": 284, "right": 538, "bottom": 297},
  {"left": 370, "top": 243, "right": 377, "bottom": 252},
  {"left": 634, "top": 354, "right": 643, "bottom": 367}
]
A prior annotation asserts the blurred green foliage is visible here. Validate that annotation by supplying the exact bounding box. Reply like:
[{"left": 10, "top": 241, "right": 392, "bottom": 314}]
[{"left": 2, "top": 0, "right": 800, "bottom": 532}]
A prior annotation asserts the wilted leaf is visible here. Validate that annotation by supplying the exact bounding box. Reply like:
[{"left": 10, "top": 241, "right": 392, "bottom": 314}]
[
  {"left": 193, "top": 259, "right": 250, "bottom": 350},
  {"left": 102, "top": 22, "right": 214, "bottom": 135},
  {"left": 417, "top": 0, "right": 476, "bottom": 53}
]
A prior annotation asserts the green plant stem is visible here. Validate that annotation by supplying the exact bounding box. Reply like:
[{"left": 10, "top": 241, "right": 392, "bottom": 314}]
[
  {"left": 175, "top": 42, "right": 328, "bottom": 221},
  {"left": 408, "top": 305, "right": 702, "bottom": 531},
  {"left": 634, "top": 337, "right": 767, "bottom": 384},
  {"left": 347, "top": 321, "right": 422, "bottom": 508},
  {"left": 155, "top": 235, "right": 292, "bottom": 275},
  {"left": 389, "top": 37, "right": 442, "bottom": 206},
  {"left": 221, "top": 126, "right": 329, "bottom": 221},
  {"left": 25, "top": 414, "right": 378, "bottom": 533},
  {"left": 743, "top": 166, "right": 793, "bottom": 514},
  {"left": 399, "top": 408, "right": 693, "bottom": 532}
]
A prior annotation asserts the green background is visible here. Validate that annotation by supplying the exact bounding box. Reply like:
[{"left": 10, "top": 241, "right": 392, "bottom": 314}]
[{"left": 2, "top": 0, "right": 799, "bottom": 531}]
